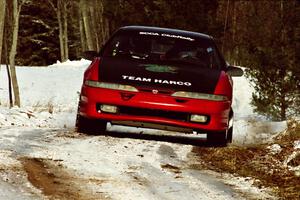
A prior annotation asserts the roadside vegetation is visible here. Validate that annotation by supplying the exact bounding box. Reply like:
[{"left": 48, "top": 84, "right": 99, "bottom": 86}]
[{"left": 191, "top": 119, "right": 300, "bottom": 199}]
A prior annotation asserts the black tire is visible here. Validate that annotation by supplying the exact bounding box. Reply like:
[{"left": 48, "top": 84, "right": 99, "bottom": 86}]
[
  {"left": 76, "top": 113, "right": 107, "bottom": 135},
  {"left": 227, "top": 126, "right": 233, "bottom": 143},
  {"left": 207, "top": 131, "right": 228, "bottom": 147},
  {"left": 227, "top": 108, "right": 234, "bottom": 143}
]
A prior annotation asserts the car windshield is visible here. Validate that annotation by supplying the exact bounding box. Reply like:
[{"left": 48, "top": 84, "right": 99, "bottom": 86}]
[{"left": 102, "top": 31, "right": 223, "bottom": 69}]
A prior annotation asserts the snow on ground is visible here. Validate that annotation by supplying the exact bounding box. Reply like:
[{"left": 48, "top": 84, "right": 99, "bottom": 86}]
[
  {"left": 0, "top": 60, "right": 291, "bottom": 199},
  {"left": 0, "top": 59, "right": 90, "bottom": 112},
  {"left": 0, "top": 59, "right": 90, "bottom": 129},
  {"left": 28, "top": 131, "right": 242, "bottom": 200},
  {"left": 231, "top": 68, "right": 287, "bottom": 145}
]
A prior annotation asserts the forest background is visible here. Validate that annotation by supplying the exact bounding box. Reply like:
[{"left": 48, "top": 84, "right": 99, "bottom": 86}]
[{"left": 0, "top": 0, "right": 299, "bottom": 121}]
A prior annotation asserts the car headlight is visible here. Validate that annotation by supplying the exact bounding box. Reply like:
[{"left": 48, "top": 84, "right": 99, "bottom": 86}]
[
  {"left": 85, "top": 80, "right": 138, "bottom": 92},
  {"left": 172, "top": 91, "right": 227, "bottom": 101}
]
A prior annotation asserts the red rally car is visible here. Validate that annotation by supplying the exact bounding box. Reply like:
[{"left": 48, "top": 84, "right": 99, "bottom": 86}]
[{"left": 76, "top": 26, "right": 243, "bottom": 145}]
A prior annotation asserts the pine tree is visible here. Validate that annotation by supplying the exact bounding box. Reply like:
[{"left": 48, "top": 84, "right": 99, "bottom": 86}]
[{"left": 243, "top": 0, "right": 299, "bottom": 120}]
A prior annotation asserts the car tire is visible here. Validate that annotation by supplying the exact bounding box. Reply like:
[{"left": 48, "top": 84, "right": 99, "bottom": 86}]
[
  {"left": 227, "top": 109, "right": 234, "bottom": 143},
  {"left": 226, "top": 126, "right": 233, "bottom": 143},
  {"left": 207, "top": 131, "right": 227, "bottom": 147},
  {"left": 76, "top": 113, "right": 107, "bottom": 135}
]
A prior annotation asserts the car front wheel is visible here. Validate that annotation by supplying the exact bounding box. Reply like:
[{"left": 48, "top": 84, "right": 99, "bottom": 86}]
[
  {"left": 207, "top": 131, "right": 228, "bottom": 147},
  {"left": 76, "top": 113, "right": 107, "bottom": 135}
]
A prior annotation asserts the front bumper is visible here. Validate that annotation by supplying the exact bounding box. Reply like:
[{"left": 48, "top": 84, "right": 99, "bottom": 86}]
[{"left": 79, "top": 85, "right": 231, "bottom": 133}]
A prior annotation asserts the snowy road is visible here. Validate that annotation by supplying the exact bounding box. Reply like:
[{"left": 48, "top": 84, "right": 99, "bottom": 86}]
[{"left": 0, "top": 126, "right": 256, "bottom": 200}]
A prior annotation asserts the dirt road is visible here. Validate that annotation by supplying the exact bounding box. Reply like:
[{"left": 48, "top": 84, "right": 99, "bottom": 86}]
[{"left": 0, "top": 126, "right": 274, "bottom": 200}]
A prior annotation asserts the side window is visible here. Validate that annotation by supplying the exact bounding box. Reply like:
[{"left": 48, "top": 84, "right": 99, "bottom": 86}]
[
  {"left": 212, "top": 49, "right": 222, "bottom": 69},
  {"left": 103, "top": 36, "right": 130, "bottom": 56},
  {"left": 111, "top": 41, "right": 120, "bottom": 56},
  {"left": 103, "top": 37, "right": 120, "bottom": 56},
  {"left": 202, "top": 46, "right": 222, "bottom": 69}
]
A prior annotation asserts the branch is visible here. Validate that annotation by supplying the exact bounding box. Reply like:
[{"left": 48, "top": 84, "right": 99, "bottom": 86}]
[{"left": 46, "top": 0, "right": 57, "bottom": 12}]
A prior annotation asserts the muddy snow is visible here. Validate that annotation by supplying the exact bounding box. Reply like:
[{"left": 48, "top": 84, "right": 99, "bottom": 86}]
[{"left": 0, "top": 60, "right": 290, "bottom": 199}]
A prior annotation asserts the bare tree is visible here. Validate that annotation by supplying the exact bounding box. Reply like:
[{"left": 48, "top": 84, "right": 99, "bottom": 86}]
[
  {"left": 96, "top": 0, "right": 109, "bottom": 49},
  {"left": 0, "top": 0, "right": 5, "bottom": 65},
  {"left": 9, "top": 0, "right": 25, "bottom": 107},
  {"left": 79, "top": 6, "right": 87, "bottom": 52},
  {"left": 4, "top": 40, "right": 13, "bottom": 108},
  {"left": 3, "top": 1, "right": 13, "bottom": 107},
  {"left": 80, "top": 0, "right": 94, "bottom": 51},
  {"left": 57, "top": 0, "right": 69, "bottom": 61},
  {"left": 47, "top": 0, "right": 70, "bottom": 62},
  {"left": 79, "top": 0, "right": 109, "bottom": 52}
]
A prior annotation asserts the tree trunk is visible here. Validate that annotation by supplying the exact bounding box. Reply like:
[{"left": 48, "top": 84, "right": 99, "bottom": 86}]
[
  {"left": 232, "top": 0, "right": 237, "bottom": 65},
  {"left": 98, "top": 0, "right": 109, "bottom": 48},
  {"left": 9, "top": 0, "right": 21, "bottom": 107},
  {"left": 79, "top": 11, "right": 87, "bottom": 52},
  {"left": 47, "top": 0, "right": 69, "bottom": 62},
  {"left": 63, "top": 1, "right": 68, "bottom": 60},
  {"left": 57, "top": 0, "right": 65, "bottom": 61},
  {"left": 222, "top": 0, "right": 230, "bottom": 53},
  {"left": 89, "top": 4, "right": 98, "bottom": 50},
  {"left": 0, "top": 0, "right": 5, "bottom": 65},
  {"left": 280, "top": 82, "right": 287, "bottom": 120},
  {"left": 3, "top": 28, "right": 13, "bottom": 108},
  {"left": 80, "top": 0, "right": 93, "bottom": 50},
  {"left": 6, "top": 64, "right": 13, "bottom": 108}
]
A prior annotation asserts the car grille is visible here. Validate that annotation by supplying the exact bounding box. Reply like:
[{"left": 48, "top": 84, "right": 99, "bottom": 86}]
[
  {"left": 119, "top": 106, "right": 189, "bottom": 121},
  {"left": 96, "top": 103, "right": 189, "bottom": 121}
]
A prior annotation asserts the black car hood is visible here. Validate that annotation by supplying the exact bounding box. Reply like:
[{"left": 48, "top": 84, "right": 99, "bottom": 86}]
[{"left": 98, "top": 57, "right": 221, "bottom": 94}]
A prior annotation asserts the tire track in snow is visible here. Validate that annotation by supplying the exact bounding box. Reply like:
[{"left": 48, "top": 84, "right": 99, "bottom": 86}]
[{"left": 20, "top": 157, "right": 110, "bottom": 200}]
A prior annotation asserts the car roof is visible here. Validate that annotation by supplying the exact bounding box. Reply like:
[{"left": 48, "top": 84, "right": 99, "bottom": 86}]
[{"left": 118, "top": 26, "right": 212, "bottom": 41}]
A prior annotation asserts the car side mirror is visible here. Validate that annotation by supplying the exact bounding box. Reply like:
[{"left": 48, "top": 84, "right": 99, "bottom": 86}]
[
  {"left": 83, "top": 51, "right": 99, "bottom": 60},
  {"left": 227, "top": 66, "right": 243, "bottom": 77}
]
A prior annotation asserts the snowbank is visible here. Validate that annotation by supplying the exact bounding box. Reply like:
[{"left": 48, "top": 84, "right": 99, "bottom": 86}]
[
  {"left": 0, "top": 59, "right": 91, "bottom": 112},
  {"left": 232, "top": 72, "right": 255, "bottom": 119},
  {"left": 231, "top": 67, "right": 289, "bottom": 145}
]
